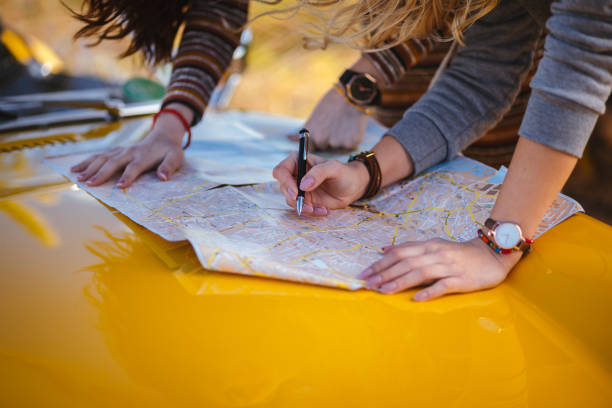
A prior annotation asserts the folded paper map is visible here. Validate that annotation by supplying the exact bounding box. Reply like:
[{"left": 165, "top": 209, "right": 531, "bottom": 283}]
[{"left": 47, "top": 152, "right": 582, "bottom": 290}]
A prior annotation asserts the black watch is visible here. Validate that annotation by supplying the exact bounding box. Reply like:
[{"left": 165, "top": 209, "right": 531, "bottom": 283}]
[{"left": 339, "top": 69, "right": 381, "bottom": 106}]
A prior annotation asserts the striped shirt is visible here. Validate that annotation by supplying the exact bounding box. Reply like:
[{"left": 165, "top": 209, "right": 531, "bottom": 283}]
[{"left": 162, "top": 0, "right": 249, "bottom": 124}]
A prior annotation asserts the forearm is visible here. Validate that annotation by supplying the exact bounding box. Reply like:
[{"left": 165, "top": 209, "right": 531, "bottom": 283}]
[
  {"left": 162, "top": 0, "right": 249, "bottom": 125},
  {"left": 490, "top": 137, "right": 578, "bottom": 238},
  {"left": 371, "top": 135, "right": 414, "bottom": 187}
]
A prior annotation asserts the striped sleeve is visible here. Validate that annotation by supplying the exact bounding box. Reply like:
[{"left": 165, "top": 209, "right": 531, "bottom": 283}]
[
  {"left": 364, "top": 38, "right": 435, "bottom": 86},
  {"left": 162, "top": 0, "right": 249, "bottom": 124}
]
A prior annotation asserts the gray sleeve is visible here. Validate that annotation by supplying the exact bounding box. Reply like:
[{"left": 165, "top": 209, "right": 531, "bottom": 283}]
[
  {"left": 386, "top": 0, "right": 543, "bottom": 175},
  {"left": 519, "top": 0, "right": 612, "bottom": 158}
]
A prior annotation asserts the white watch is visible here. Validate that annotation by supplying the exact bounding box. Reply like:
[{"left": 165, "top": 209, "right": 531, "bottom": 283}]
[{"left": 484, "top": 218, "right": 532, "bottom": 253}]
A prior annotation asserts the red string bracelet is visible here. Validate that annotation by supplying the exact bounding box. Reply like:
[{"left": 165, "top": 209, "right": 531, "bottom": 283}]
[{"left": 152, "top": 108, "right": 192, "bottom": 149}]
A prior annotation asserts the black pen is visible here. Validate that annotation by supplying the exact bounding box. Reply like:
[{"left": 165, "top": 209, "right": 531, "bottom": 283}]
[{"left": 296, "top": 128, "right": 309, "bottom": 216}]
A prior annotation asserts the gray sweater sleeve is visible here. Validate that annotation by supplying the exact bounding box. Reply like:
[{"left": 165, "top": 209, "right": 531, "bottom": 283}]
[
  {"left": 387, "top": 0, "right": 542, "bottom": 175},
  {"left": 519, "top": 0, "right": 612, "bottom": 157},
  {"left": 387, "top": 0, "right": 612, "bottom": 175}
]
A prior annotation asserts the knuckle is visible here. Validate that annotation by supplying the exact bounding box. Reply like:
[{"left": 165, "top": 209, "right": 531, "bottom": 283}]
[
  {"left": 388, "top": 248, "right": 403, "bottom": 262},
  {"left": 418, "top": 267, "right": 432, "bottom": 280},
  {"left": 437, "top": 280, "right": 452, "bottom": 292}
]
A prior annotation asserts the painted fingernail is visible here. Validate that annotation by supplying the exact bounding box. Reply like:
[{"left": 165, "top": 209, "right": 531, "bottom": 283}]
[
  {"left": 288, "top": 187, "right": 297, "bottom": 199},
  {"left": 413, "top": 291, "right": 428, "bottom": 301},
  {"left": 366, "top": 275, "right": 382, "bottom": 289},
  {"left": 380, "top": 282, "right": 397, "bottom": 293},
  {"left": 358, "top": 267, "right": 373, "bottom": 279},
  {"left": 300, "top": 176, "right": 314, "bottom": 190},
  {"left": 303, "top": 203, "right": 314, "bottom": 213},
  {"left": 158, "top": 169, "right": 168, "bottom": 181},
  {"left": 314, "top": 207, "right": 328, "bottom": 216}
]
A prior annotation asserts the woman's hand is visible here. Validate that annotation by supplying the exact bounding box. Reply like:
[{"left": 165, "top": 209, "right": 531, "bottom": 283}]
[
  {"left": 70, "top": 104, "right": 192, "bottom": 188},
  {"left": 288, "top": 87, "right": 368, "bottom": 151},
  {"left": 358, "top": 237, "right": 522, "bottom": 301},
  {"left": 272, "top": 152, "right": 370, "bottom": 216}
]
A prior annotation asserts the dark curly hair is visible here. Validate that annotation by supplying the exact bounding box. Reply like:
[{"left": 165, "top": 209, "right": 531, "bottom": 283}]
[{"left": 68, "top": 0, "right": 190, "bottom": 63}]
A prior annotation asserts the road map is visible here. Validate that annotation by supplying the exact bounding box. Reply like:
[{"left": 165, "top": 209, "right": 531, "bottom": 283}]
[{"left": 47, "top": 148, "right": 582, "bottom": 290}]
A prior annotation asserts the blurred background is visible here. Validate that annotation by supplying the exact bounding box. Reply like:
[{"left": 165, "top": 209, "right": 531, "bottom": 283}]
[{"left": 1, "top": 0, "right": 610, "bottom": 223}]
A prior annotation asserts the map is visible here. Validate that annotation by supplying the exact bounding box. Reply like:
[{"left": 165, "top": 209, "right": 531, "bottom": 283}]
[{"left": 47, "top": 152, "right": 583, "bottom": 290}]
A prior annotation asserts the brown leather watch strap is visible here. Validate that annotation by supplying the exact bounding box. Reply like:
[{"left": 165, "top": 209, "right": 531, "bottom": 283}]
[{"left": 348, "top": 151, "right": 382, "bottom": 199}]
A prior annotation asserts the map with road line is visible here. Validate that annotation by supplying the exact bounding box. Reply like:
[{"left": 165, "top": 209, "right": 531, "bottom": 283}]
[{"left": 47, "top": 154, "right": 583, "bottom": 290}]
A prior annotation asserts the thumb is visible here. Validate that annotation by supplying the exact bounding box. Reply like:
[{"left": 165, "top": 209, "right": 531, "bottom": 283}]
[{"left": 299, "top": 160, "right": 340, "bottom": 192}]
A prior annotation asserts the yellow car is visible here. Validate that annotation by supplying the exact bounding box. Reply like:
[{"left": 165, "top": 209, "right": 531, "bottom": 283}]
[{"left": 1, "top": 113, "right": 612, "bottom": 407}]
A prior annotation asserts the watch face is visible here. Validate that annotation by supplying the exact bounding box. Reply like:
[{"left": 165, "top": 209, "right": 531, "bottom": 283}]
[
  {"left": 494, "top": 223, "right": 521, "bottom": 249},
  {"left": 347, "top": 75, "right": 377, "bottom": 105}
]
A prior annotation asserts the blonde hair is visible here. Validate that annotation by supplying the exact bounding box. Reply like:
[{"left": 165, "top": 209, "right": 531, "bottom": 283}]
[{"left": 254, "top": 0, "right": 499, "bottom": 50}]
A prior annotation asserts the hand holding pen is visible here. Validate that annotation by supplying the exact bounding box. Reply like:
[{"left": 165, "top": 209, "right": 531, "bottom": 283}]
[{"left": 273, "top": 128, "right": 367, "bottom": 217}]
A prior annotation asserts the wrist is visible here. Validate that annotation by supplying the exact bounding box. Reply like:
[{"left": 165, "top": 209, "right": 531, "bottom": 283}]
[
  {"left": 347, "top": 159, "right": 370, "bottom": 202},
  {"left": 150, "top": 103, "right": 194, "bottom": 146},
  {"left": 473, "top": 236, "right": 522, "bottom": 270}
]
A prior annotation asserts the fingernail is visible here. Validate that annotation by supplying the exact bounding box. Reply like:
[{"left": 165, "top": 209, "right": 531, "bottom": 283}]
[
  {"left": 358, "top": 267, "right": 373, "bottom": 279},
  {"left": 314, "top": 207, "right": 328, "bottom": 216},
  {"left": 86, "top": 177, "right": 97, "bottom": 185},
  {"left": 117, "top": 179, "right": 126, "bottom": 188},
  {"left": 413, "top": 291, "right": 428, "bottom": 301},
  {"left": 366, "top": 275, "right": 382, "bottom": 289},
  {"left": 303, "top": 203, "right": 314, "bottom": 213},
  {"left": 300, "top": 176, "right": 314, "bottom": 190},
  {"left": 380, "top": 282, "right": 397, "bottom": 293},
  {"left": 77, "top": 174, "right": 86, "bottom": 181},
  {"left": 159, "top": 169, "right": 168, "bottom": 181},
  {"left": 288, "top": 187, "right": 297, "bottom": 199}
]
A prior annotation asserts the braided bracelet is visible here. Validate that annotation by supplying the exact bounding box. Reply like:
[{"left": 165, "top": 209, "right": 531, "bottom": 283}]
[
  {"left": 348, "top": 151, "right": 382, "bottom": 199},
  {"left": 152, "top": 108, "right": 192, "bottom": 149}
]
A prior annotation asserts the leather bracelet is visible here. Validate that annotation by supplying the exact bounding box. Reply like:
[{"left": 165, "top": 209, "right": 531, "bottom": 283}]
[
  {"left": 152, "top": 108, "right": 192, "bottom": 149},
  {"left": 348, "top": 151, "right": 382, "bottom": 199}
]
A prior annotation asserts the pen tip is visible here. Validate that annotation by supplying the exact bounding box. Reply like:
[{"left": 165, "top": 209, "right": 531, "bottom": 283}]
[{"left": 296, "top": 197, "right": 303, "bottom": 216}]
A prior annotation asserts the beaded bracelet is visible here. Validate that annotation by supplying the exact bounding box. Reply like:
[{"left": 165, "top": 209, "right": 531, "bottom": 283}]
[
  {"left": 152, "top": 108, "right": 192, "bottom": 149},
  {"left": 477, "top": 229, "right": 513, "bottom": 254}
]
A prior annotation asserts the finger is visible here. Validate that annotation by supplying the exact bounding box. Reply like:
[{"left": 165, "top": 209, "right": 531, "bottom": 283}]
[
  {"left": 117, "top": 157, "right": 158, "bottom": 188},
  {"left": 286, "top": 133, "right": 299, "bottom": 142},
  {"left": 413, "top": 277, "right": 464, "bottom": 301},
  {"left": 309, "top": 131, "right": 329, "bottom": 152},
  {"left": 382, "top": 241, "right": 422, "bottom": 252},
  {"left": 378, "top": 264, "right": 449, "bottom": 294},
  {"left": 86, "top": 154, "right": 131, "bottom": 186},
  {"left": 71, "top": 155, "right": 96, "bottom": 173},
  {"left": 273, "top": 152, "right": 298, "bottom": 184},
  {"left": 157, "top": 149, "right": 184, "bottom": 181},
  {"left": 365, "top": 254, "right": 443, "bottom": 289},
  {"left": 283, "top": 186, "right": 298, "bottom": 209},
  {"left": 299, "top": 160, "right": 341, "bottom": 192},
  {"left": 77, "top": 157, "right": 107, "bottom": 182},
  {"left": 358, "top": 244, "right": 428, "bottom": 280}
]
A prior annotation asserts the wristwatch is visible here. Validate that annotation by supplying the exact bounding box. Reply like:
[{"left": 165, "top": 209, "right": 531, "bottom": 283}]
[
  {"left": 339, "top": 69, "right": 381, "bottom": 106},
  {"left": 482, "top": 218, "right": 533, "bottom": 254}
]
